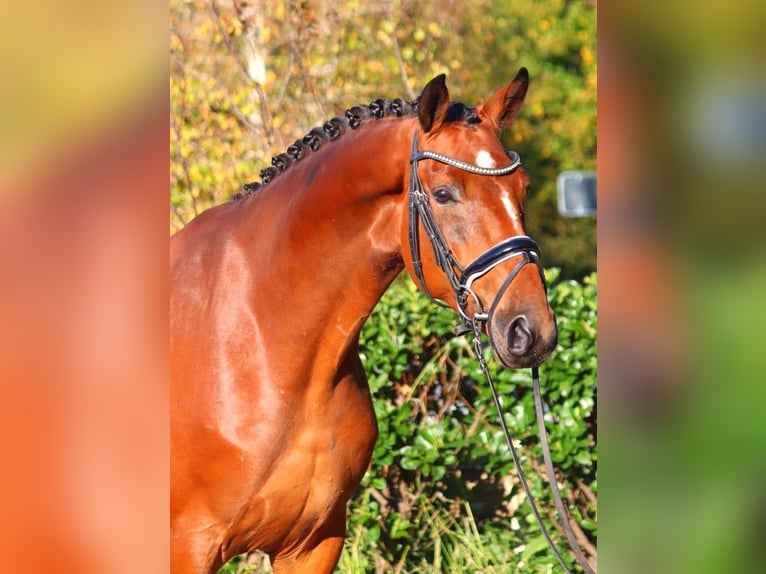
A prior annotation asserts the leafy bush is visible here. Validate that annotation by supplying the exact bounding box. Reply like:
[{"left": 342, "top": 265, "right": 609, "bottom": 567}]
[{"left": 345, "top": 268, "right": 597, "bottom": 572}]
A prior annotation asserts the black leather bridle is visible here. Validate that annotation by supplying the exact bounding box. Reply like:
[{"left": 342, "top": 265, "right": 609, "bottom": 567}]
[
  {"left": 407, "top": 130, "right": 596, "bottom": 574},
  {"left": 407, "top": 130, "right": 544, "bottom": 332}
]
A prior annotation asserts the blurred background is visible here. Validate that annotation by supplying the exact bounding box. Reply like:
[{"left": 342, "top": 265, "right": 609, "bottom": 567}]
[
  {"left": 599, "top": 1, "right": 766, "bottom": 573},
  {"left": 0, "top": 1, "right": 168, "bottom": 573}
]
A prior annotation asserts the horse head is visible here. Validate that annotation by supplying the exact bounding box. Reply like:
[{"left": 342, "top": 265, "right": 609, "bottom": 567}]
[{"left": 401, "top": 69, "right": 558, "bottom": 369}]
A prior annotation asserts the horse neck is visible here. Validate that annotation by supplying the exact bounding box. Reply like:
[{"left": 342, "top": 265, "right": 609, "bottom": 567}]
[{"left": 235, "top": 117, "right": 415, "bottom": 375}]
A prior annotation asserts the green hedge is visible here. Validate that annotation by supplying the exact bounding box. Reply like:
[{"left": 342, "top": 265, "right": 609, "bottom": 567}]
[{"left": 344, "top": 269, "right": 597, "bottom": 572}]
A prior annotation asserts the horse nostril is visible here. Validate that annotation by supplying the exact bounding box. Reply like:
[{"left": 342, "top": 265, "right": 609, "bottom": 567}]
[{"left": 508, "top": 315, "right": 533, "bottom": 355}]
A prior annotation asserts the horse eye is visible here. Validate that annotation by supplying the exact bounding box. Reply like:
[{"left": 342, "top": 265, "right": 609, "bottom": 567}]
[{"left": 432, "top": 188, "right": 453, "bottom": 204}]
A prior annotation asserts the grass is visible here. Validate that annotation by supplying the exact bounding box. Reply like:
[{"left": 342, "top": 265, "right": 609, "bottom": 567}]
[{"left": 219, "top": 499, "right": 565, "bottom": 574}]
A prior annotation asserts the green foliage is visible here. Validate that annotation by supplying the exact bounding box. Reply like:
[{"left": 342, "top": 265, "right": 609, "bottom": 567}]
[{"left": 339, "top": 270, "right": 598, "bottom": 572}]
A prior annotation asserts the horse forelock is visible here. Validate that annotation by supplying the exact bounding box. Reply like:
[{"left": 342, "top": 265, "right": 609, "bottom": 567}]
[{"left": 233, "top": 98, "right": 481, "bottom": 201}]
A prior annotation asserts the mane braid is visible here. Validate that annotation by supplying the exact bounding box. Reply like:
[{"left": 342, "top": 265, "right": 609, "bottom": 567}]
[
  {"left": 233, "top": 97, "right": 480, "bottom": 201},
  {"left": 233, "top": 97, "right": 417, "bottom": 201}
]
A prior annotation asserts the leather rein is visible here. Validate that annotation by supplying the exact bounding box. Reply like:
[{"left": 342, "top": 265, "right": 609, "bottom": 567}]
[{"left": 407, "top": 131, "right": 595, "bottom": 574}]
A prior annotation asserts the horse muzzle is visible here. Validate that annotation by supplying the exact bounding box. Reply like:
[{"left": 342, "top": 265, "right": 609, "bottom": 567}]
[
  {"left": 488, "top": 306, "right": 558, "bottom": 368},
  {"left": 458, "top": 237, "right": 558, "bottom": 369}
]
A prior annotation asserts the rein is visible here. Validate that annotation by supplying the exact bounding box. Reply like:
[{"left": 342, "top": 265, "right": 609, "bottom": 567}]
[
  {"left": 471, "top": 324, "right": 595, "bottom": 574},
  {"left": 408, "top": 131, "right": 595, "bottom": 573}
]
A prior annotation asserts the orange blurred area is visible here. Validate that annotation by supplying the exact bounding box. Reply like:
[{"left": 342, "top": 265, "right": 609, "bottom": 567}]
[{"left": 0, "top": 1, "right": 168, "bottom": 573}]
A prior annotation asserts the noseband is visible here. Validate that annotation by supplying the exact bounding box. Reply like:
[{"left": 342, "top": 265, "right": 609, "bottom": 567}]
[
  {"left": 407, "top": 131, "right": 543, "bottom": 332},
  {"left": 407, "top": 130, "right": 596, "bottom": 574}
]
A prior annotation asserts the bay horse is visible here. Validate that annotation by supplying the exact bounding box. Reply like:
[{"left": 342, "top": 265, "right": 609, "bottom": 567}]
[{"left": 171, "top": 68, "right": 557, "bottom": 574}]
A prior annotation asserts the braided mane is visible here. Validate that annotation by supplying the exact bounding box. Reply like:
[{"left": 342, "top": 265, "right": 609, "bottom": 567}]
[
  {"left": 233, "top": 98, "right": 416, "bottom": 200},
  {"left": 234, "top": 97, "right": 481, "bottom": 200}
]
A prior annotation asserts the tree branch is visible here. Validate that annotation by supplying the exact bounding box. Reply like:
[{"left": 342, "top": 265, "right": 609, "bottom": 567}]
[{"left": 386, "top": 7, "right": 417, "bottom": 101}]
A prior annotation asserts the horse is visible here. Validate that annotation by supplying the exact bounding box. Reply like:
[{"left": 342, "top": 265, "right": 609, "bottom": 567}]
[{"left": 170, "top": 68, "right": 558, "bottom": 574}]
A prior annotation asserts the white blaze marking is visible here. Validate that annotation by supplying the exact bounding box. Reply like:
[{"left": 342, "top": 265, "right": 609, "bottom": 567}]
[
  {"left": 475, "top": 149, "right": 496, "bottom": 169},
  {"left": 500, "top": 189, "right": 522, "bottom": 226}
]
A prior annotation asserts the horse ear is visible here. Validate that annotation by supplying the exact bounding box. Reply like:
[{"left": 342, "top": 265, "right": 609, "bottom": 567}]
[
  {"left": 417, "top": 74, "right": 450, "bottom": 133},
  {"left": 478, "top": 67, "right": 529, "bottom": 131}
]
